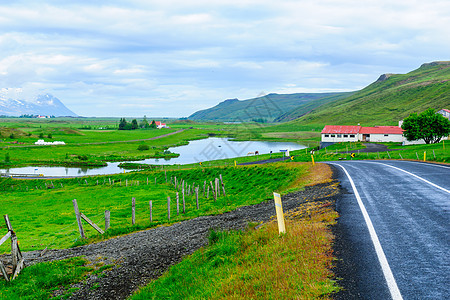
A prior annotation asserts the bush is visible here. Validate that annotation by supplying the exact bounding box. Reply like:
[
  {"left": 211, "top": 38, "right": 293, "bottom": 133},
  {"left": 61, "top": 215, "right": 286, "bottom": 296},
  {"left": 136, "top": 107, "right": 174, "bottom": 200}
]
[
  {"left": 39, "top": 133, "right": 44, "bottom": 138},
  {"left": 47, "top": 133, "right": 52, "bottom": 139},
  {"left": 137, "top": 144, "right": 149, "bottom": 151}
]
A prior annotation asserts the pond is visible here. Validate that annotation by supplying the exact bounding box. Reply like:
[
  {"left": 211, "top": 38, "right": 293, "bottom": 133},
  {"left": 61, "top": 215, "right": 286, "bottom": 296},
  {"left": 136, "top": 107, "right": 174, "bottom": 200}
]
[{"left": 0, "top": 137, "right": 306, "bottom": 177}]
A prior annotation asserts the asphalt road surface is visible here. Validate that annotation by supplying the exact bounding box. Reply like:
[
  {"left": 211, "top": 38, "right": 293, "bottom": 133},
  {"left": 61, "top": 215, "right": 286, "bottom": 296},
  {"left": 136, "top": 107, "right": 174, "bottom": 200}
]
[{"left": 328, "top": 160, "right": 449, "bottom": 300}]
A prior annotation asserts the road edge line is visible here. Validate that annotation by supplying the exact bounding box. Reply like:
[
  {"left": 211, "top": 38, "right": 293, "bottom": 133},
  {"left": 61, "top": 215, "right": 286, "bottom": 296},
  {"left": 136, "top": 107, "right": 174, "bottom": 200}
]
[
  {"left": 330, "top": 163, "right": 403, "bottom": 300},
  {"left": 372, "top": 162, "right": 450, "bottom": 194}
]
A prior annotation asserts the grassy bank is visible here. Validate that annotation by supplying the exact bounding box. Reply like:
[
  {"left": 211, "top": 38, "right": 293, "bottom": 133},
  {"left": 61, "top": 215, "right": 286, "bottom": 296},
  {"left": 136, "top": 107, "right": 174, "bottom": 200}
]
[{"left": 131, "top": 180, "right": 339, "bottom": 299}]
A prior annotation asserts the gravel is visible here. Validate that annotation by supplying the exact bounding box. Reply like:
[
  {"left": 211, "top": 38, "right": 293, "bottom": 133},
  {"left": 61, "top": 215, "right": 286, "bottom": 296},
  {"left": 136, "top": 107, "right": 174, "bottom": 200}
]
[{"left": 20, "top": 180, "right": 340, "bottom": 300}]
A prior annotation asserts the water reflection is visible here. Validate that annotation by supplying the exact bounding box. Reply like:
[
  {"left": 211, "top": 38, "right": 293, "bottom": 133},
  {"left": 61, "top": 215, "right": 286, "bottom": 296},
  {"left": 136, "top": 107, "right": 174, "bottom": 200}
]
[{"left": 0, "top": 137, "right": 305, "bottom": 177}]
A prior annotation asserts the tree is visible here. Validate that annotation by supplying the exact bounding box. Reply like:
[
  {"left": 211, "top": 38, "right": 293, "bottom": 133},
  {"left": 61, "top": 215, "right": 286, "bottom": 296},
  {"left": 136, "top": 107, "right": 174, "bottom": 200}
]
[
  {"left": 131, "top": 119, "right": 139, "bottom": 130},
  {"left": 402, "top": 108, "right": 450, "bottom": 144},
  {"left": 5, "top": 152, "right": 10, "bottom": 163},
  {"left": 150, "top": 120, "right": 157, "bottom": 129},
  {"left": 140, "top": 115, "right": 150, "bottom": 128},
  {"left": 119, "top": 118, "right": 127, "bottom": 130}
]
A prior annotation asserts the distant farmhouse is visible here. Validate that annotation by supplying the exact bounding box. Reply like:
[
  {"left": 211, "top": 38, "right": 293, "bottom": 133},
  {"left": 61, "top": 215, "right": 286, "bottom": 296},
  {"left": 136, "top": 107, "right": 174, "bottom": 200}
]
[
  {"left": 438, "top": 108, "right": 450, "bottom": 119},
  {"left": 155, "top": 121, "right": 168, "bottom": 129}
]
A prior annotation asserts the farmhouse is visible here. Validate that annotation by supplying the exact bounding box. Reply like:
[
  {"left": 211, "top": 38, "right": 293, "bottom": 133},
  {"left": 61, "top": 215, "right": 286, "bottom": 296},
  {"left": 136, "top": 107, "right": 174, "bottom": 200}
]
[
  {"left": 438, "top": 109, "right": 450, "bottom": 119},
  {"left": 321, "top": 125, "right": 360, "bottom": 143},
  {"left": 35, "top": 139, "right": 66, "bottom": 145},
  {"left": 155, "top": 121, "right": 168, "bottom": 129},
  {"left": 359, "top": 126, "right": 404, "bottom": 142},
  {"left": 320, "top": 125, "right": 404, "bottom": 147}
]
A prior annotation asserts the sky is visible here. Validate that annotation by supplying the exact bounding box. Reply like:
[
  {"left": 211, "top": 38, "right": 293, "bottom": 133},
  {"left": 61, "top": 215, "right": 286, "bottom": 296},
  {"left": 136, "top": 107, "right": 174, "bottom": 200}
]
[{"left": 0, "top": 0, "right": 449, "bottom": 117}]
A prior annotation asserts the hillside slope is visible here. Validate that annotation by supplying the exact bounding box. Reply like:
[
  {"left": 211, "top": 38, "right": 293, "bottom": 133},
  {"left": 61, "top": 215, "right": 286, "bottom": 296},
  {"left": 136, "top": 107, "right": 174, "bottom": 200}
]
[
  {"left": 291, "top": 61, "right": 450, "bottom": 126},
  {"left": 189, "top": 92, "right": 350, "bottom": 122}
]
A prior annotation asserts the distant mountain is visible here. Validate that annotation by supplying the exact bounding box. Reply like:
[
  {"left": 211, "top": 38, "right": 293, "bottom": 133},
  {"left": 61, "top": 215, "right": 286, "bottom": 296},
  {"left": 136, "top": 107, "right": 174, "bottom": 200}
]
[
  {"left": 0, "top": 92, "right": 77, "bottom": 117},
  {"left": 189, "top": 92, "right": 351, "bottom": 122},
  {"left": 288, "top": 61, "right": 450, "bottom": 126}
]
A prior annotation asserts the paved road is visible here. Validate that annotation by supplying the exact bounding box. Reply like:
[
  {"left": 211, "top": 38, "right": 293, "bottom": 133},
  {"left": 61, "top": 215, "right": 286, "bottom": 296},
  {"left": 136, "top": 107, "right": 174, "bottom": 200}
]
[{"left": 328, "top": 160, "right": 449, "bottom": 299}]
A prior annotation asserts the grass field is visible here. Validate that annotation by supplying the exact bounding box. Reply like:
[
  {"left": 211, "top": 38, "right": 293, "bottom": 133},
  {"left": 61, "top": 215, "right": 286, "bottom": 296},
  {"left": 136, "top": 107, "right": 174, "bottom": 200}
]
[{"left": 0, "top": 163, "right": 311, "bottom": 252}]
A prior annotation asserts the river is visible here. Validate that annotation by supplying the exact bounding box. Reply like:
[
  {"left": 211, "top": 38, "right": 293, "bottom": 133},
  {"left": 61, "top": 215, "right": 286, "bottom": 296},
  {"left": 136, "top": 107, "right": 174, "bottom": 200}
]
[{"left": 0, "top": 137, "right": 305, "bottom": 177}]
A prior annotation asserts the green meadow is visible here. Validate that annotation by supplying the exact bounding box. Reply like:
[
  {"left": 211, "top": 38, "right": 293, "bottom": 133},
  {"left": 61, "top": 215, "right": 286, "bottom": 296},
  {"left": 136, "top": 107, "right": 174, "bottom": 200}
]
[{"left": 0, "top": 164, "right": 310, "bottom": 253}]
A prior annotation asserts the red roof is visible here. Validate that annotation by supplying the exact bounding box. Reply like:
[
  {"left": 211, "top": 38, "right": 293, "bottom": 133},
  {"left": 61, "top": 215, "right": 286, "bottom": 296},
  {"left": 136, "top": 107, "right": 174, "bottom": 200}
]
[
  {"left": 155, "top": 121, "right": 166, "bottom": 126},
  {"left": 441, "top": 109, "right": 450, "bottom": 113},
  {"left": 360, "top": 126, "right": 404, "bottom": 134},
  {"left": 321, "top": 125, "right": 361, "bottom": 134}
]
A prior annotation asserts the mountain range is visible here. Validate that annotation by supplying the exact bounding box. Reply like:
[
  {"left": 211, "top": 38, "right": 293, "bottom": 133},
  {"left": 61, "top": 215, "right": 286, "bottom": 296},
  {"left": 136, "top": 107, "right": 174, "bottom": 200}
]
[
  {"left": 189, "top": 61, "right": 450, "bottom": 125},
  {"left": 0, "top": 92, "right": 77, "bottom": 117}
]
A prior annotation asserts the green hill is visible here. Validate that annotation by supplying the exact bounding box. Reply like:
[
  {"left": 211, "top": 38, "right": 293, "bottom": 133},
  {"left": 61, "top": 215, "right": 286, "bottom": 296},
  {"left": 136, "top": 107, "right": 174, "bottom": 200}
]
[
  {"left": 290, "top": 61, "right": 450, "bottom": 126},
  {"left": 188, "top": 92, "right": 350, "bottom": 122}
]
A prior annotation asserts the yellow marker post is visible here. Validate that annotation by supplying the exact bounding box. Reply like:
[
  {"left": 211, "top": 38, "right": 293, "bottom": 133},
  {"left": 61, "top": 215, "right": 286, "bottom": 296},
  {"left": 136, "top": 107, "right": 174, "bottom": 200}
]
[
  {"left": 424, "top": 151, "right": 426, "bottom": 162},
  {"left": 290, "top": 156, "right": 294, "bottom": 161},
  {"left": 273, "top": 192, "right": 286, "bottom": 234},
  {"left": 311, "top": 155, "right": 315, "bottom": 165},
  {"left": 234, "top": 160, "right": 237, "bottom": 167}
]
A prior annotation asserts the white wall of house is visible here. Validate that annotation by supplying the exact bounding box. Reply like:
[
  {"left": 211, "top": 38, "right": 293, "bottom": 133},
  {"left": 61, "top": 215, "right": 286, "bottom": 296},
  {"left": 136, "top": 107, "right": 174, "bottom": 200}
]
[
  {"left": 362, "top": 133, "right": 404, "bottom": 143},
  {"left": 321, "top": 133, "right": 359, "bottom": 143}
]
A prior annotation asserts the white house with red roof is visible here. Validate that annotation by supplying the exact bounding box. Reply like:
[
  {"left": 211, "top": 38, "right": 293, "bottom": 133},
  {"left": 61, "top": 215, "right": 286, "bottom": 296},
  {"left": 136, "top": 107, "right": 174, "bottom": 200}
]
[
  {"left": 359, "top": 126, "right": 404, "bottom": 142},
  {"left": 438, "top": 109, "right": 450, "bottom": 119},
  {"left": 155, "top": 121, "right": 168, "bottom": 129},
  {"left": 321, "top": 125, "right": 404, "bottom": 145},
  {"left": 321, "top": 125, "right": 361, "bottom": 143}
]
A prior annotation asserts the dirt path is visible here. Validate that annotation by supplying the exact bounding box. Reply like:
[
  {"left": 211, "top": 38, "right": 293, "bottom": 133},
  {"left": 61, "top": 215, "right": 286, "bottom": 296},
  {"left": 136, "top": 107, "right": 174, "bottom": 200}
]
[{"left": 22, "top": 181, "right": 340, "bottom": 300}]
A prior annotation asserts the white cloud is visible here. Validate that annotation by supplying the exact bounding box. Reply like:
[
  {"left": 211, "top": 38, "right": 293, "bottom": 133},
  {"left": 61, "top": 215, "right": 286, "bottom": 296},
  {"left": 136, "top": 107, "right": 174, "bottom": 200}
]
[{"left": 0, "top": 0, "right": 448, "bottom": 117}]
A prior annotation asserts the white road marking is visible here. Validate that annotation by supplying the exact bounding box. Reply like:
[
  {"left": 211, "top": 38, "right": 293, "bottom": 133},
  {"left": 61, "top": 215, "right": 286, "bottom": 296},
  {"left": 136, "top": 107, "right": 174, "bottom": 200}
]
[
  {"left": 370, "top": 162, "right": 450, "bottom": 194},
  {"left": 329, "top": 163, "right": 404, "bottom": 300},
  {"left": 388, "top": 160, "right": 450, "bottom": 170}
]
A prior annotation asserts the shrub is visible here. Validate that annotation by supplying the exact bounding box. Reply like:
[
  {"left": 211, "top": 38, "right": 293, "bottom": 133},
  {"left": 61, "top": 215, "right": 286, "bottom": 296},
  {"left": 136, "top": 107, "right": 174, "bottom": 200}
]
[{"left": 137, "top": 144, "right": 149, "bottom": 151}]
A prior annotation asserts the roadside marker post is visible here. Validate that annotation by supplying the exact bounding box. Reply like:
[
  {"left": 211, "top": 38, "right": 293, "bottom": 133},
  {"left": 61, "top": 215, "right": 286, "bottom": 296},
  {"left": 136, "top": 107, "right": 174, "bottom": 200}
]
[
  {"left": 273, "top": 192, "right": 286, "bottom": 234},
  {"left": 311, "top": 155, "right": 315, "bottom": 165},
  {"left": 423, "top": 151, "right": 426, "bottom": 162}
]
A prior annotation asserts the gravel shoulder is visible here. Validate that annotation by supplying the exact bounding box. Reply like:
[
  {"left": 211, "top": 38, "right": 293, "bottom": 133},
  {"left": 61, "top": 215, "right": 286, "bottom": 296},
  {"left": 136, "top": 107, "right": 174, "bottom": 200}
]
[{"left": 22, "top": 180, "right": 341, "bottom": 300}]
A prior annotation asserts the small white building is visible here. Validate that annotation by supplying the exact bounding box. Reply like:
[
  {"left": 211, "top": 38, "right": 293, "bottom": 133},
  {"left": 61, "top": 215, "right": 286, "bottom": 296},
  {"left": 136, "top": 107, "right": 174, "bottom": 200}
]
[
  {"left": 155, "top": 121, "right": 168, "bottom": 129},
  {"left": 35, "top": 140, "right": 66, "bottom": 145},
  {"left": 321, "top": 125, "right": 361, "bottom": 143},
  {"left": 438, "top": 109, "right": 450, "bottom": 119}
]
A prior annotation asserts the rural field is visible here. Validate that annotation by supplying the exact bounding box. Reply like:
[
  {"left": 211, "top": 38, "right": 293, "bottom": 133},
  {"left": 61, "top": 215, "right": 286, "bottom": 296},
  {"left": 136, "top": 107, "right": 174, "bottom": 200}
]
[{"left": 0, "top": 117, "right": 449, "bottom": 299}]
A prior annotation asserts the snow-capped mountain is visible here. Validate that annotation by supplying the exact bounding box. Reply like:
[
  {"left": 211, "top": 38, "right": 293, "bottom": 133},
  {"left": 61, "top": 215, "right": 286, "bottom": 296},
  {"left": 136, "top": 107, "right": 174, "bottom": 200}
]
[{"left": 0, "top": 91, "right": 77, "bottom": 117}]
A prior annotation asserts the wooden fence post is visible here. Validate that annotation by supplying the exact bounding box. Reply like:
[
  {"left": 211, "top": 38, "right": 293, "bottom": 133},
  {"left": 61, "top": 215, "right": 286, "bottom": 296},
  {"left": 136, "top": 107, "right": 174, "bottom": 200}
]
[
  {"left": 73, "top": 199, "right": 85, "bottom": 239},
  {"left": 207, "top": 185, "right": 209, "bottom": 199},
  {"left": 105, "top": 210, "right": 110, "bottom": 231},
  {"left": 182, "top": 187, "right": 185, "bottom": 213},
  {"left": 167, "top": 196, "right": 171, "bottom": 221},
  {"left": 176, "top": 192, "right": 180, "bottom": 215},
  {"left": 203, "top": 180, "right": 206, "bottom": 197},
  {"left": 399, "top": 153, "right": 403, "bottom": 159},
  {"left": 149, "top": 200, "right": 153, "bottom": 222},
  {"left": 210, "top": 181, "right": 216, "bottom": 201},
  {"left": 132, "top": 197, "right": 136, "bottom": 225},
  {"left": 196, "top": 187, "right": 199, "bottom": 209}
]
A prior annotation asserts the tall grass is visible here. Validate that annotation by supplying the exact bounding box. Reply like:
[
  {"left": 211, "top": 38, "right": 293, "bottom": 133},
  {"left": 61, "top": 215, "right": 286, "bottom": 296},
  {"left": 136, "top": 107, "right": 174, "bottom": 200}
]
[{"left": 131, "top": 199, "right": 339, "bottom": 300}]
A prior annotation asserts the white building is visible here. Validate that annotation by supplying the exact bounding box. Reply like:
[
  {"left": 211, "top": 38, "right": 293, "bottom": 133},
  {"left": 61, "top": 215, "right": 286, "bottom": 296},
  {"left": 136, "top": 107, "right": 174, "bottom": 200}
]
[
  {"left": 438, "top": 109, "right": 450, "bottom": 119},
  {"left": 35, "top": 140, "right": 66, "bottom": 145},
  {"left": 321, "top": 125, "right": 361, "bottom": 143},
  {"left": 321, "top": 125, "right": 404, "bottom": 146},
  {"left": 359, "top": 126, "right": 404, "bottom": 143},
  {"left": 155, "top": 121, "right": 168, "bottom": 129}
]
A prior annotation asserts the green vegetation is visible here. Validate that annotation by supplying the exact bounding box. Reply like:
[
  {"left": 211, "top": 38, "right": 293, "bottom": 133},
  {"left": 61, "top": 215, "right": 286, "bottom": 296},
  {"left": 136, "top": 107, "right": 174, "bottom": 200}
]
[
  {"left": 289, "top": 61, "right": 450, "bottom": 126},
  {"left": 0, "top": 257, "right": 93, "bottom": 299},
  {"left": 188, "top": 92, "right": 351, "bottom": 122},
  {"left": 402, "top": 108, "right": 450, "bottom": 144},
  {"left": 0, "top": 164, "right": 310, "bottom": 252},
  {"left": 131, "top": 197, "right": 339, "bottom": 300}
]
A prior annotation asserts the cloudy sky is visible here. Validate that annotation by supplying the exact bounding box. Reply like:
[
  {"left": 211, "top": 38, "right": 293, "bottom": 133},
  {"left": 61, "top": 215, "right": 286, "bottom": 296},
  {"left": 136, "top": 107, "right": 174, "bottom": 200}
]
[{"left": 0, "top": 0, "right": 449, "bottom": 117}]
